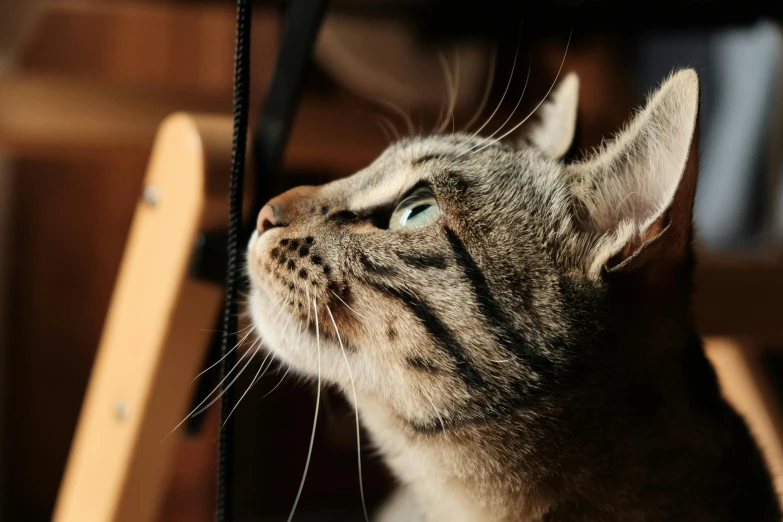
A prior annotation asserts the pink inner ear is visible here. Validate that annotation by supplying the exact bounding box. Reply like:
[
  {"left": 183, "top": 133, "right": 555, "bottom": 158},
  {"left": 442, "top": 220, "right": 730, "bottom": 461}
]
[
  {"left": 568, "top": 70, "right": 699, "bottom": 277},
  {"left": 605, "top": 210, "right": 671, "bottom": 270}
]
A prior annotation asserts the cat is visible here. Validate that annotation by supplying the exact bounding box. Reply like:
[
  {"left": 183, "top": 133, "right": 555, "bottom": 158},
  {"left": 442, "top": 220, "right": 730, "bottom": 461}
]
[{"left": 246, "top": 69, "right": 781, "bottom": 521}]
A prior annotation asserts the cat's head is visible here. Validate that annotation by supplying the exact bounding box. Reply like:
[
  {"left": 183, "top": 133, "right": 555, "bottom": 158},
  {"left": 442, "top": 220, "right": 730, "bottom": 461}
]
[{"left": 246, "top": 69, "right": 700, "bottom": 432}]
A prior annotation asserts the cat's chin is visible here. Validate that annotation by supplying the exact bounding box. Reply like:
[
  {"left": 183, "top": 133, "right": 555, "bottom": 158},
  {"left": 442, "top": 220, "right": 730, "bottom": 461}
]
[{"left": 247, "top": 285, "right": 347, "bottom": 384}]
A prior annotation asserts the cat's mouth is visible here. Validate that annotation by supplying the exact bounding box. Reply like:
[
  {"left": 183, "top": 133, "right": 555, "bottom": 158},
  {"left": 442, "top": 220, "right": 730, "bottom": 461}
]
[{"left": 246, "top": 229, "right": 359, "bottom": 378}]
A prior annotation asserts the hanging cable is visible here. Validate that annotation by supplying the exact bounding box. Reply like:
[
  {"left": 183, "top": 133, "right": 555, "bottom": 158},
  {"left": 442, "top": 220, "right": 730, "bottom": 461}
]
[{"left": 218, "top": 0, "right": 252, "bottom": 521}]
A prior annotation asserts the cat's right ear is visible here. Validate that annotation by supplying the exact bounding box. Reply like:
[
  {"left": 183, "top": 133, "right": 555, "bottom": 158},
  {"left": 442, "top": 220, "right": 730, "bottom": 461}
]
[
  {"left": 566, "top": 69, "right": 700, "bottom": 278},
  {"left": 516, "top": 72, "right": 580, "bottom": 159}
]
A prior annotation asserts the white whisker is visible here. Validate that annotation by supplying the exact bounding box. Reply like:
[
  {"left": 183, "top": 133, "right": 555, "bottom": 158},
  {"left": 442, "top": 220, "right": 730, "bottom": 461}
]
[
  {"left": 191, "top": 326, "right": 255, "bottom": 384},
  {"left": 260, "top": 361, "right": 294, "bottom": 399},
  {"left": 221, "top": 348, "right": 274, "bottom": 429},
  {"left": 376, "top": 98, "right": 415, "bottom": 138},
  {"left": 162, "top": 337, "right": 260, "bottom": 441},
  {"left": 473, "top": 26, "right": 573, "bottom": 154},
  {"left": 374, "top": 115, "right": 397, "bottom": 143},
  {"left": 260, "top": 320, "right": 303, "bottom": 399},
  {"left": 451, "top": 49, "right": 461, "bottom": 133},
  {"left": 198, "top": 323, "right": 254, "bottom": 335},
  {"left": 436, "top": 50, "right": 457, "bottom": 134},
  {"left": 326, "top": 305, "right": 369, "bottom": 522},
  {"left": 261, "top": 315, "right": 305, "bottom": 399},
  {"left": 247, "top": 348, "right": 275, "bottom": 389},
  {"left": 461, "top": 42, "right": 498, "bottom": 132},
  {"left": 288, "top": 289, "right": 321, "bottom": 522},
  {"left": 192, "top": 341, "right": 263, "bottom": 418},
  {"left": 329, "top": 289, "right": 367, "bottom": 320},
  {"left": 477, "top": 49, "right": 531, "bottom": 145},
  {"left": 272, "top": 293, "right": 292, "bottom": 324},
  {"left": 467, "top": 21, "right": 523, "bottom": 140}
]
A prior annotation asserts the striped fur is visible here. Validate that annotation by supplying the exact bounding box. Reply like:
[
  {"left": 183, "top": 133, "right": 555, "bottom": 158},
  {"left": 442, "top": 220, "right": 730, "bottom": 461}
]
[{"left": 246, "top": 70, "right": 779, "bottom": 521}]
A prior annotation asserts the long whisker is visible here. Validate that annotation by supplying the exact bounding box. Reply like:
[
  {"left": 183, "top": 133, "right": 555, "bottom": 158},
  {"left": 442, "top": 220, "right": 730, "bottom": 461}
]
[
  {"left": 260, "top": 362, "right": 294, "bottom": 399},
  {"left": 473, "top": 26, "right": 573, "bottom": 154},
  {"left": 191, "top": 326, "right": 255, "bottom": 384},
  {"left": 326, "top": 305, "right": 368, "bottom": 522},
  {"left": 220, "top": 348, "right": 274, "bottom": 429},
  {"left": 461, "top": 42, "right": 498, "bottom": 132},
  {"left": 273, "top": 293, "right": 292, "bottom": 323},
  {"left": 261, "top": 317, "right": 305, "bottom": 399},
  {"left": 322, "top": 33, "right": 414, "bottom": 136},
  {"left": 251, "top": 300, "right": 302, "bottom": 386},
  {"left": 192, "top": 340, "right": 264, "bottom": 419},
  {"left": 329, "top": 289, "right": 368, "bottom": 320},
  {"left": 376, "top": 98, "right": 415, "bottom": 138},
  {"left": 478, "top": 49, "right": 531, "bottom": 144},
  {"left": 259, "top": 332, "right": 301, "bottom": 401},
  {"left": 199, "top": 323, "right": 254, "bottom": 335},
  {"left": 373, "top": 115, "right": 396, "bottom": 143},
  {"left": 436, "top": 50, "right": 457, "bottom": 134},
  {"left": 468, "top": 21, "right": 523, "bottom": 139},
  {"left": 246, "top": 306, "right": 296, "bottom": 390},
  {"left": 451, "top": 48, "right": 461, "bottom": 133},
  {"left": 288, "top": 289, "right": 322, "bottom": 522},
  {"left": 248, "top": 350, "right": 276, "bottom": 389},
  {"left": 163, "top": 337, "right": 259, "bottom": 441}
]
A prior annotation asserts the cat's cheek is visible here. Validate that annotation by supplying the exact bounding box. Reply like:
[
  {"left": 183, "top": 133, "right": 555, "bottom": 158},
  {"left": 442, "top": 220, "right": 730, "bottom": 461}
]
[
  {"left": 248, "top": 289, "right": 285, "bottom": 348},
  {"left": 247, "top": 291, "right": 308, "bottom": 372},
  {"left": 245, "top": 238, "right": 267, "bottom": 287}
]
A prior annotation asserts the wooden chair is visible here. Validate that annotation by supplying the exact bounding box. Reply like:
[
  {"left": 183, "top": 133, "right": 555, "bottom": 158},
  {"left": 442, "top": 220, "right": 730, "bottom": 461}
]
[{"left": 53, "top": 113, "right": 233, "bottom": 522}]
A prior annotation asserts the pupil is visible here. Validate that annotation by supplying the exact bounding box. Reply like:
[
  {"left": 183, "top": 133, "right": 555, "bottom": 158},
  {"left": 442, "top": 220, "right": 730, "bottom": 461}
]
[{"left": 408, "top": 204, "right": 430, "bottom": 218}]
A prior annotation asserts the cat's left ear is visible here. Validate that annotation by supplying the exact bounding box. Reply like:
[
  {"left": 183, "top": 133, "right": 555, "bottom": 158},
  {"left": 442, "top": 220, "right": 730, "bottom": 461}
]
[
  {"left": 516, "top": 72, "right": 579, "bottom": 159},
  {"left": 566, "top": 69, "right": 700, "bottom": 277}
]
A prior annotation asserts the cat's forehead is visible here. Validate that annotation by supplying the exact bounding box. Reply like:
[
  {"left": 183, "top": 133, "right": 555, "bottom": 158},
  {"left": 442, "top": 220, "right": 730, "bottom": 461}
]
[{"left": 325, "top": 133, "right": 551, "bottom": 209}]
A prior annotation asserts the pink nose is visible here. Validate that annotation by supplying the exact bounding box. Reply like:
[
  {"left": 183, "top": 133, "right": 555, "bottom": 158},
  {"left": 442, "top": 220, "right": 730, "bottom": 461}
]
[{"left": 256, "top": 204, "right": 279, "bottom": 235}]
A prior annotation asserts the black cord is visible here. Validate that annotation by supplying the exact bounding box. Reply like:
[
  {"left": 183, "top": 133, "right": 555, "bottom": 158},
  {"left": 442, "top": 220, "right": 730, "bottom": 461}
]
[{"left": 218, "top": 0, "right": 252, "bottom": 521}]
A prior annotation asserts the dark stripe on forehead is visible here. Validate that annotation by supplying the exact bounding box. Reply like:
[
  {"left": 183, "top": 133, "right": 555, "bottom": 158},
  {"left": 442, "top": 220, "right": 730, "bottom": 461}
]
[
  {"left": 412, "top": 153, "right": 456, "bottom": 166},
  {"left": 444, "top": 227, "right": 552, "bottom": 376},
  {"left": 394, "top": 251, "right": 448, "bottom": 270},
  {"left": 368, "top": 281, "right": 485, "bottom": 388}
]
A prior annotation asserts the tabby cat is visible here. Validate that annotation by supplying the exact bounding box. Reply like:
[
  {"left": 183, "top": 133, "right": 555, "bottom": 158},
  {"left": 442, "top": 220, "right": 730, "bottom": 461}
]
[{"left": 246, "top": 69, "right": 781, "bottom": 521}]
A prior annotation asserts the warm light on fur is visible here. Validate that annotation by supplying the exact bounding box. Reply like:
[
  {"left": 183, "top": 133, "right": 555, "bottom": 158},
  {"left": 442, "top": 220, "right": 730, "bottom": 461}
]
[{"left": 246, "top": 69, "right": 780, "bottom": 521}]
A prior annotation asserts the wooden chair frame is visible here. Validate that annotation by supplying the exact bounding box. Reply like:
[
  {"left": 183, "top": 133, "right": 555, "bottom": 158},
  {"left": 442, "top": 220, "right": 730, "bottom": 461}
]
[{"left": 54, "top": 114, "right": 232, "bottom": 522}]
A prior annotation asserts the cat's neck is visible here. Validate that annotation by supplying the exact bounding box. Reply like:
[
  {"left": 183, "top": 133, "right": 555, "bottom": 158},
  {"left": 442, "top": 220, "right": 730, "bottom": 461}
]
[
  {"left": 357, "top": 391, "right": 547, "bottom": 521},
  {"left": 354, "top": 330, "right": 777, "bottom": 521}
]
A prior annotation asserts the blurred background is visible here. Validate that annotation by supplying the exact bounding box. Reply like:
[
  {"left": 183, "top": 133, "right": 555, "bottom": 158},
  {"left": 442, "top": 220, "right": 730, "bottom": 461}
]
[{"left": 0, "top": 1, "right": 782, "bottom": 521}]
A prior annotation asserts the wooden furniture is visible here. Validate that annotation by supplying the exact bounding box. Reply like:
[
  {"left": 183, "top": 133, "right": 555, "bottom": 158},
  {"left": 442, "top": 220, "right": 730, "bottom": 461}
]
[{"left": 53, "top": 114, "right": 232, "bottom": 522}]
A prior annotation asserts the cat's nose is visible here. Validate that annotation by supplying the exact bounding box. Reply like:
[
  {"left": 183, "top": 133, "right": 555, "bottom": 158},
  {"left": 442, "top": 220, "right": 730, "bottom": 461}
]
[
  {"left": 256, "top": 204, "right": 280, "bottom": 235},
  {"left": 256, "top": 185, "right": 319, "bottom": 235}
]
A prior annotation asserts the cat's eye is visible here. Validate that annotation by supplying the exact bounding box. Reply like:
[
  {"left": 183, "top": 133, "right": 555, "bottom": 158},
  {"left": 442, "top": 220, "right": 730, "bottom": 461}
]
[{"left": 389, "top": 188, "right": 441, "bottom": 231}]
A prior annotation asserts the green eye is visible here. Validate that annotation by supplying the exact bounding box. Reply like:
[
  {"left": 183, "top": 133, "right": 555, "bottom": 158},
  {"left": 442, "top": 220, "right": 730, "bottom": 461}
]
[{"left": 389, "top": 188, "right": 441, "bottom": 231}]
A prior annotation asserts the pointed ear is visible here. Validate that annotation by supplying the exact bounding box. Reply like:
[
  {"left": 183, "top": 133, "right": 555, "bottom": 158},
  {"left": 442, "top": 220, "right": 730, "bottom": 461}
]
[
  {"left": 566, "top": 69, "right": 700, "bottom": 276},
  {"left": 517, "top": 72, "right": 579, "bottom": 159}
]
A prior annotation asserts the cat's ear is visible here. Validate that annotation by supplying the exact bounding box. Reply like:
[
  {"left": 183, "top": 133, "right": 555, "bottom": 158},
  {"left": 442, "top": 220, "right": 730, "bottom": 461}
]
[
  {"left": 566, "top": 69, "right": 700, "bottom": 277},
  {"left": 517, "top": 72, "right": 579, "bottom": 159}
]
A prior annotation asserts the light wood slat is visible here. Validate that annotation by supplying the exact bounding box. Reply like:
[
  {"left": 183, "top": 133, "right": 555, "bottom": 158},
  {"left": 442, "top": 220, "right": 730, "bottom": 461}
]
[{"left": 53, "top": 114, "right": 230, "bottom": 522}]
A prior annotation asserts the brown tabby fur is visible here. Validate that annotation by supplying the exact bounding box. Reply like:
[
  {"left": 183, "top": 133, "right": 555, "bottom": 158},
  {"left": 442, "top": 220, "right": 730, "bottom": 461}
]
[{"left": 246, "top": 69, "right": 780, "bottom": 521}]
